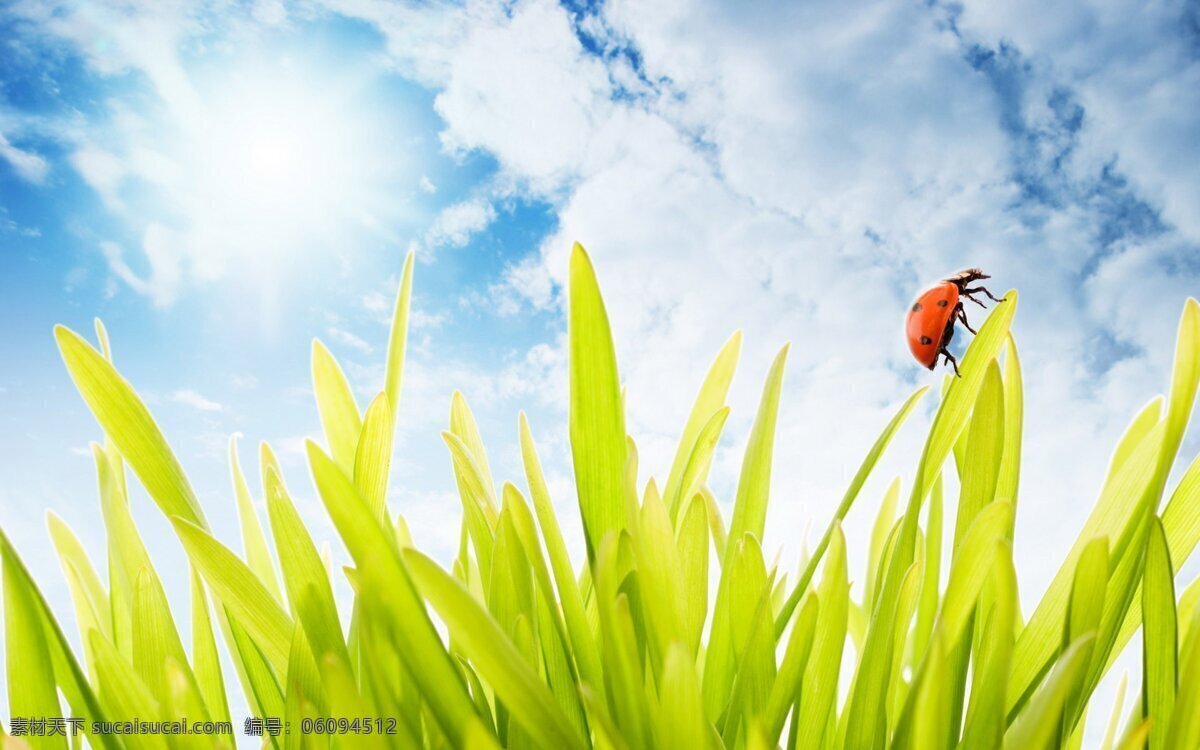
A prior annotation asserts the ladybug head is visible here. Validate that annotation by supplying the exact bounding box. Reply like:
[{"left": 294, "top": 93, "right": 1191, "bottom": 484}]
[{"left": 947, "top": 267, "right": 989, "bottom": 287}]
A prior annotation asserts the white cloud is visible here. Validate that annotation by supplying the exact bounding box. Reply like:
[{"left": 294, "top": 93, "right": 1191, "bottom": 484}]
[
  {"left": 326, "top": 326, "right": 374, "bottom": 355},
  {"left": 9, "top": 1, "right": 1200, "bottom": 741},
  {"left": 99, "top": 225, "right": 184, "bottom": 308},
  {"left": 419, "top": 175, "right": 437, "bottom": 193},
  {"left": 0, "top": 131, "right": 48, "bottom": 183},
  {"left": 170, "top": 388, "right": 224, "bottom": 412},
  {"left": 423, "top": 196, "right": 497, "bottom": 250},
  {"left": 954, "top": 0, "right": 1200, "bottom": 243},
  {"left": 362, "top": 290, "right": 391, "bottom": 315},
  {"left": 332, "top": 17, "right": 1200, "bottom": 745}
]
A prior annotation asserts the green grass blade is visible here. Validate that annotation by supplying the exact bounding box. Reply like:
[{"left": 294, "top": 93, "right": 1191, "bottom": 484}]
[
  {"left": 46, "top": 514, "right": 109, "bottom": 679},
  {"left": 633, "top": 480, "right": 687, "bottom": 664},
  {"left": 676, "top": 492, "right": 710, "bottom": 655},
  {"left": 354, "top": 392, "right": 394, "bottom": 521},
  {"left": 727, "top": 344, "right": 788, "bottom": 558},
  {"left": 1108, "top": 450, "right": 1200, "bottom": 670},
  {"left": 1155, "top": 298, "right": 1200, "bottom": 489},
  {"left": 1061, "top": 536, "right": 1109, "bottom": 738},
  {"left": 655, "top": 643, "right": 711, "bottom": 750},
  {"left": 1141, "top": 517, "right": 1177, "bottom": 750},
  {"left": 703, "top": 487, "right": 729, "bottom": 567},
  {"left": 1009, "top": 414, "right": 1166, "bottom": 714},
  {"left": 704, "top": 533, "right": 767, "bottom": 721},
  {"left": 518, "top": 413, "right": 604, "bottom": 703},
  {"left": 306, "top": 440, "right": 477, "bottom": 744},
  {"left": 1, "top": 533, "right": 118, "bottom": 750},
  {"left": 264, "top": 465, "right": 351, "bottom": 672},
  {"left": 960, "top": 539, "right": 1018, "bottom": 750},
  {"left": 933, "top": 502, "right": 1013, "bottom": 664},
  {"left": 569, "top": 243, "right": 629, "bottom": 564},
  {"left": 996, "top": 334, "right": 1023, "bottom": 510},
  {"left": 865, "top": 478, "right": 900, "bottom": 612},
  {"left": 775, "top": 386, "right": 928, "bottom": 636},
  {"left": 191, "top": 569, "right": 230, "bottom": 725},
  {"left": 450, "top": 391, "right": 499, "bottom": 514},
  {"left": 663, "top": 330, "right": 741, "bottom": 519},
  {"left": 230, "top": 435, "right": 284, "bottom": 603},
  {"left": 1005, "top": 634, "right": 1096, "bottom": 750},
  {"left": 952, "top": 361, "right": 1005, "bottom": 550},
  {"left": 596, "top": 533, "right": 652, "bottom": 750},
  {"left": 535, "top": 588, "right": 589, "bottom": 741},
  {"left": 312, "top": 338, "right": 362, "bottom": 477},
  {"left": 764, "top": 591, "right": 818, "bottom": 743},
  {"left": 170, "top": 516, "right": 293, "bottom": 677},
  {"left": 795, "top": 523, "right": 849, "bottom": 748},
  {"left": 384, "top": 249, "right": 415, "bottom": 426},
  {"left": 4, "top": 552, "right": 66, "bottom": 750},
  {"left": 911, "top": 291, "right": 1017, "bottom": 507},
  {"left": 46, "top": 514, "right": 110, "bottom": 642},
  {"left": 445, "top": 429, "right": 498, "bottom": 585},
  {"left": 55, "top": 325, "right": 206, "bottom": 527},
  {"left": 403, "top": 547, "right": 587, "bottom": 750},
  {"left": 283, "top": 623, "right": 326, "bottom": 749},
  {"left": 911, "top": 474, "right": 944, "bottom": 666},
  {"left": 89, "top": 630, "right": 170, "bottom": 750},
  {"left": 1166, "top": 604, "right": 1200, "bottom": 748},
  {"left": 1098, "top": 673, "right": 1128, "bottom": 750},
  {"left": 132, "top": 568, "right": 204, "bottom": 715},
  {"left": 672, "top": 407, "right": 731, "bottom": 524}
]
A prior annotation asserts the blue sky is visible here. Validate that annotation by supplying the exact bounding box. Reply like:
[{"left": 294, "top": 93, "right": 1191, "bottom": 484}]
[{"left": 2, "top": 0, "right": 1200, "bottom": 743}]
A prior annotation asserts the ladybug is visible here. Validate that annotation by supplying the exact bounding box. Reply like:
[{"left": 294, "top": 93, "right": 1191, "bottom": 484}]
[{"left": 906, "top": 268, "right": 1005, "bottom": 376}]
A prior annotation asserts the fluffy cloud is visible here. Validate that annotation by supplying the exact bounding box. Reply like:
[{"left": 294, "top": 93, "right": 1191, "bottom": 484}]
[
  {"left": 170, "top": 388, "right": 225, "bottom": 412},
  {"left": 335, "top": 0, "right": 1200, "bottom": 655},
  {"left": 423, "top": 196, "right": 498, "bottom": 250},
  {"left": 7, "top": 0, "right": 1199, "bottom": 739},
  {"left": 0, "top": 131, "right": 48, "bottom": 183}
]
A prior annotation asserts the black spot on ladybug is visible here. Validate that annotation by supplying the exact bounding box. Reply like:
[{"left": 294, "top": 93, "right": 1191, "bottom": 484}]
[
  {"left": 912, "top": 302, "right": 922, "bottom": 312},
  {"left": 919, "top": 336, "right": 933, "bottom": 345},
  {"left": 937, "top": 299, "right": 949, "bottom": 308}
]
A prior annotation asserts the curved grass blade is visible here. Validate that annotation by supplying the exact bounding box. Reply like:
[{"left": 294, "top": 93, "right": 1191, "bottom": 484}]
[
  {"left": 663, "top": 328, "right": 741, "bottom": 519},
  {"left": 1, "top": 532, "right": 119, "bottom": 750},
  {"left": 191, "top": 569, "right": 231, "bottom": 725},
  {"left": 775, "top": 386, "right": 928, "bottom": 637},
  {"left": 354, "top": 392, "right": 394, "bottom": 521},
  {"left": 230, "top": 435, "right": 283, "bottom": 604},
  {"left": 518, "top": 413, "right": 604, "bottom": 704},
  {"left": 1142, "top": 517, "right": 1177, "bottom": 750},
  {"left": 170, "top": 516, "right": 293, "bottom": 677},
  {"left": 569, "top": 243, "right": 629, "bottom": 564},
  {"left": 727, "top": 344, "right": 788, "bottom": 558},
  {"left": 312, "top": 338, "right": 362, "bottom": 477},
  {"left": 403, "top": 547, "right": 588, "bottom": 750},
  {"left": 55, "top": 326, "right": 206, "bottom": 528},
  {"left": 795, "top": 523, "right": 848, "bottom": 748},
  {"left": 264, "top": 465, "right": 351, "bottom": 672},
  {"left": 307, "top": 440, "right": 477, "bottom": 744},
  {"left": 4, "top": 552, "right": 66, "bottom": 750},
  {"left": 384, "top": 249, "right": 415, "bottom": 426}
]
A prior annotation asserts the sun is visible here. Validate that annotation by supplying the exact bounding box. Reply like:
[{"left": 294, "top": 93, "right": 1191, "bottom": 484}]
[{"left": 176, "top": 63, "right": 384, "bottom": 263}]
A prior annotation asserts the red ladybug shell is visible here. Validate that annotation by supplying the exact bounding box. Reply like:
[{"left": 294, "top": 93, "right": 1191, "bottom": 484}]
[{"left": 906, "top": 281, "right": 959, "bottom": 369}]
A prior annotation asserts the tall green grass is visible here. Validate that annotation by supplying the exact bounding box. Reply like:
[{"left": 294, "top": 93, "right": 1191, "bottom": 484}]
[{"left": 5, "top": 243, "right": 1200, "bottom": 749}]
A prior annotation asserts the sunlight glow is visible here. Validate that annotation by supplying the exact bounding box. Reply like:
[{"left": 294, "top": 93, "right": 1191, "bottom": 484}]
[{"left": 179, "top": 65, "right": 384, "bottom": 263}]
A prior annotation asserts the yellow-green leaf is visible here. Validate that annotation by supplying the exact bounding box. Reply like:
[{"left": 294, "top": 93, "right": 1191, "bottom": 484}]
[{"left": 569, "top": 243, "right": 629, "bottom": 563}]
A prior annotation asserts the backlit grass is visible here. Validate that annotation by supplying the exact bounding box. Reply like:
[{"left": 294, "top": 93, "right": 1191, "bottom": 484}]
[{"left": 4, "top": 243, "right": 1200, "bottom": 749}]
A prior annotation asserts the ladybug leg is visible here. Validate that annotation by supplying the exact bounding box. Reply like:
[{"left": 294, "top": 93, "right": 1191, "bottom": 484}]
[
  {"left": 940, "top": 347, "right": 961, "bottom": 377},
  {"left": 963, "top": 285, "right": 1006, "bottom": 304},
  {"left": 962, "top": 292, "right": 989, "bottom": 309},
  {"left": 956, "top": 302, "right": 977, "bottom": 335}
]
